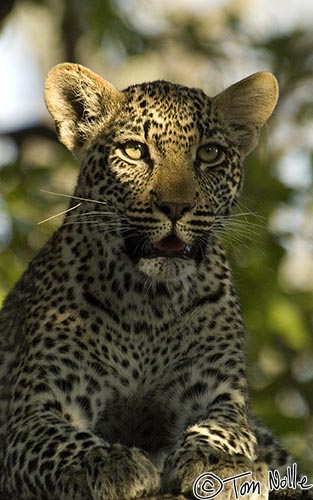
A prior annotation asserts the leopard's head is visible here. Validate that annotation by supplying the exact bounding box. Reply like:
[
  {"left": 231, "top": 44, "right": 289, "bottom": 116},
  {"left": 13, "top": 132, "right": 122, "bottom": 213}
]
[{"left": 45, "top": 64, "right": 278, "bottom": 282}]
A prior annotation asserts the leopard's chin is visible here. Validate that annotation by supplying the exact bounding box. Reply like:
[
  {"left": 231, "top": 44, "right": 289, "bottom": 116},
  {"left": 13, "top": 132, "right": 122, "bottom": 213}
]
[{"left": 137, "top": 255, "right": 198, "bottom": 282}]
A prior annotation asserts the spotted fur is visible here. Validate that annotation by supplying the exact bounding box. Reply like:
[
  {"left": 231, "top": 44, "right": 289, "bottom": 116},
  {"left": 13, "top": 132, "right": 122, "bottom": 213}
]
[{"left": 0, "top": 64, "right": 308, "bottom": 499}]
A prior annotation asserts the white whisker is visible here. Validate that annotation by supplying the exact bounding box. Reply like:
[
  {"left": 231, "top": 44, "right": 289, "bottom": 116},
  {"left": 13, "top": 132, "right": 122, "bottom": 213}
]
[
  {"left": 66, "top": 210, "right": 116, "bottom": 219},
  {"left": 37, "top": 202, "right": 82, "bottom": 225},
  {"left": 40, "top": 189, "right": 109, "bottom": 207},
  {"left": 64, "top": 220, "right": 107, "bottom": 225},
  {"left": 66, "top": 212, "right": 118, "bottom": 221}
]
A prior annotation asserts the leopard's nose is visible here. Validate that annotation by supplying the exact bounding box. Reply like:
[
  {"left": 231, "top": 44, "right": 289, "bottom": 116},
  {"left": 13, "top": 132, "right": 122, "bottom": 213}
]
[{"left": 154, "top": 200, "right": 194, "bottom": 222}]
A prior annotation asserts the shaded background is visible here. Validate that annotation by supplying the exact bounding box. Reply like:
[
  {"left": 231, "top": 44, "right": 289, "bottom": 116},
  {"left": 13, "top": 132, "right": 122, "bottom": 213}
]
[{"left": 0, "top": 0, "right": 312, "bottom": 477}]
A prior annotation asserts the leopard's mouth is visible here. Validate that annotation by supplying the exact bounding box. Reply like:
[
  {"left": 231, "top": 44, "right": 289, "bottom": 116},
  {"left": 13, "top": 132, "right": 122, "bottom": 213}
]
[{"left": 124, "top": 233, "right": 203, "bottom": 262}]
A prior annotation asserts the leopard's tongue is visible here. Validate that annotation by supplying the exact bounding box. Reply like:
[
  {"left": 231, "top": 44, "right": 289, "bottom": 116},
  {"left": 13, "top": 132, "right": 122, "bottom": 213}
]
[{"left": 153, "top": 235, "right": 186, "bottom": 253}]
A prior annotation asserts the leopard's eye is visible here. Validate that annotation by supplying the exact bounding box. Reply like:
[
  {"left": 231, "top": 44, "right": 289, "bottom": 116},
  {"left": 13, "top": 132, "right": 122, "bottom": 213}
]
[
  {"left": 197, "top": 144, "right": 225, "bottom": 166},
  {"left": 120, "top": 141, "right": 149, "bottom": 162}
]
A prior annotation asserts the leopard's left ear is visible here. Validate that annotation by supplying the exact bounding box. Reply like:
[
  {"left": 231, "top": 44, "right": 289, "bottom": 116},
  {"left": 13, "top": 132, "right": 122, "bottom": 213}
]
[
  {"left": 212, "top": 72, "right": 279, "bottom": 156},
  {"left": 45, "top": 63, "right": 125, "bottom": 159}
]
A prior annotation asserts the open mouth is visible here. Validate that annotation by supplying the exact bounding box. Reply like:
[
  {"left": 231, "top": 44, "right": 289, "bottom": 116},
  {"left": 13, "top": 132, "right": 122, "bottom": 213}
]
[{"left": 124, "top": 232, "right": 203, "bottom": 262}]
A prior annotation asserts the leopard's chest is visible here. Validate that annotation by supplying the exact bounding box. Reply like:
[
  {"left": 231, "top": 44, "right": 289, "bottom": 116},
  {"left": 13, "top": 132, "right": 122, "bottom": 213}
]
[
  {"left": 92, "top": 330, "right": 211, "bottom": 453},
  {"left": 95, "top": 389, "right": 175, "bottom": 453}
]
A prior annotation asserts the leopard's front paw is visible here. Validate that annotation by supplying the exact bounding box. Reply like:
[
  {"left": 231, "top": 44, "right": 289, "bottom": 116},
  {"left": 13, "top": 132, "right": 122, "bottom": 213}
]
[
  {"left": 162, "top": 447, "right": 268, "bottom": 499},
  {"left": 162, "top": 446, "right": 207, "bottom": 495},
  {"left": 86, "top": 444, "right": 160, "bottom": 500}
]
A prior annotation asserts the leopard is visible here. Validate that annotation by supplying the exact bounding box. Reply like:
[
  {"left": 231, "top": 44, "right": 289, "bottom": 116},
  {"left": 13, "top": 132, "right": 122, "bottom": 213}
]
[{"left": 0, "top": 63, "right": 311, "bottom": 500}]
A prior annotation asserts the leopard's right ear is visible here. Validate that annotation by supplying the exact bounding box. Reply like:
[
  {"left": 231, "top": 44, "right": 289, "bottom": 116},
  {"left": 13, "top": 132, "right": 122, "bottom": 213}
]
[{"left": 45, "top": 63, "right": 124, "bottom": 158}]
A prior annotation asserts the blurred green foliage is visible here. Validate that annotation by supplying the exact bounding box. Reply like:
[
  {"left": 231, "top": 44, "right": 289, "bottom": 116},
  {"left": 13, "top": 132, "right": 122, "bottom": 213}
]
[{"left": 0, "top": 0, "right": 312, "bottom": 476}]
